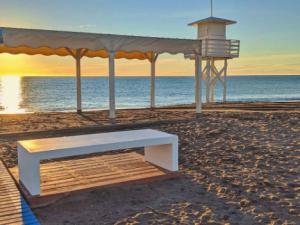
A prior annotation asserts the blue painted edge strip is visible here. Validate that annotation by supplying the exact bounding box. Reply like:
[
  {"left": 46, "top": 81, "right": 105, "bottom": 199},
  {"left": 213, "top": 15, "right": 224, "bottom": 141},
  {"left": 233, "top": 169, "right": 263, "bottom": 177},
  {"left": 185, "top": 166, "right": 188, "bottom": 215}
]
[
  {"left": 21, "top": 197, "right": 40, "bottom": 225},
  {"left": 0, "top": 29, "right": 3, "bottom": 44}
]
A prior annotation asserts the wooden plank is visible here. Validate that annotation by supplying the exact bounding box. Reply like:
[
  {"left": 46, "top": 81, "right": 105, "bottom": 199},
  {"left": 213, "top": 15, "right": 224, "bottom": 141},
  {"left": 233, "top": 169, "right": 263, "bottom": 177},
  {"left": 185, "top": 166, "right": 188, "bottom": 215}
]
[
  {"left": 0, "top": 207, "right": 35, "bottom": 220},
  {"left": 0, "top": 194, "right": 21, "bottom": 201},
  {"left": 0, "top": 215, "right": 38, "bottom": 225},
  {"left": 41, "top": 167, "right": 163, "bottom": 192},
  {"left": 0, "top": 161, "right": 40, "bottom": 224},
  {"left": 0, "top": 200, "right": 22, "bottom": 208},
  {"left": 0, "top": 207, "right": 33, "bottom": 219},
  {"left": 79, "top": 167, "right": 163, "bottom": 181},
  {"left": 58, "top": 171, "right": 168, "bottom": 194},
  {"left": 10, "top": 152, "right": 179, "bottom": 208},
  {"left": 0, "top": 191, "right": 21, "bottom": 197},
  {"left": 0, "top": 205, "right": 25, "bottom": 216},
  {"left": 36, "top": 157, "right": 140, "bottom": 172}
]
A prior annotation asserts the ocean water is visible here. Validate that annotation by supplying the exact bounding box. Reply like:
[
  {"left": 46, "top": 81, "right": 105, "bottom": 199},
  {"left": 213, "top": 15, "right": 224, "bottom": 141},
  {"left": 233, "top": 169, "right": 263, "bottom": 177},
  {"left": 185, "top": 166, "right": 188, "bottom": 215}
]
[{"left": 0, "top": 75, "right": 299, "bottom": 113}]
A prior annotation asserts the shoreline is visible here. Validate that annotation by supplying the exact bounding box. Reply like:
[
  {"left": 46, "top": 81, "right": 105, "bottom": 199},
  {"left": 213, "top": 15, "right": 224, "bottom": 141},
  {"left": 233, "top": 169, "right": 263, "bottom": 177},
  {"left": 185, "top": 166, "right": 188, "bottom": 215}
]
[
  {"left": 0, "top": 101, "right": 299, "bottom": 115},
  {"left": 0, "top": 102, "right": 299, "bottom": 136}
]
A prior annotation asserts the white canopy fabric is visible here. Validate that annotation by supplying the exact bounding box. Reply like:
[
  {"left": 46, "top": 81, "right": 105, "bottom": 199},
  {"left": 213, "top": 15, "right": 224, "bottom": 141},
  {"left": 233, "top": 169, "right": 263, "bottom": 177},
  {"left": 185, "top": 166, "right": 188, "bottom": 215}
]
[{"left": 0, "top": 27, "right": 201, "bottom": 60}]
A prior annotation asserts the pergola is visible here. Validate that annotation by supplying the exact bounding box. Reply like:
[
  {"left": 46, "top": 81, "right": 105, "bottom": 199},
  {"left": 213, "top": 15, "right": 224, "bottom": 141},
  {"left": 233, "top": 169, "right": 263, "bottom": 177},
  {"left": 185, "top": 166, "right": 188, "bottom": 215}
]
[{"left": 0, "top": 27, "right": 203, "bottom": 118}]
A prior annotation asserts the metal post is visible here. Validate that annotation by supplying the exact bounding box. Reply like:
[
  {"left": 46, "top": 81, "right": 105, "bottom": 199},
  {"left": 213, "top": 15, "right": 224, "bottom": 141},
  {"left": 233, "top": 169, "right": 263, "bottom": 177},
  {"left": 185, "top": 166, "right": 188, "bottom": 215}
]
[
  {"left": 223, "top": 59, "right": 228, "bottom": 102},
  {"left": 210, "top": 59, "right": 216, "bottom": 102},
  {"left": 195, "top": 54, "right": 203, "bottom": 113},
  {"left": 66, "top": 47, "right": 88, "bottom": 114},
  {"left": 150, "top": 54, "right": 158, "bottom": 109},
  {"left": 108, "top": 51, "right": 116, "bottom": 119},
  {"left": 206, "top": 59, "right": 211, "bottom": 103},
  {"left": 75, "top": 51, "right": 82, "bottom": 113}
]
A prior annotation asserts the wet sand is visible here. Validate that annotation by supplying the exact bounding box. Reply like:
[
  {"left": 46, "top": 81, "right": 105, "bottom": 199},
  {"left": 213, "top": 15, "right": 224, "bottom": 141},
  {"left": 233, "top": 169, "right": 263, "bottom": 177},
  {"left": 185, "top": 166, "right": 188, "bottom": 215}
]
[{"left": 0, "top": 102, "right": 299, "bottom": 224}]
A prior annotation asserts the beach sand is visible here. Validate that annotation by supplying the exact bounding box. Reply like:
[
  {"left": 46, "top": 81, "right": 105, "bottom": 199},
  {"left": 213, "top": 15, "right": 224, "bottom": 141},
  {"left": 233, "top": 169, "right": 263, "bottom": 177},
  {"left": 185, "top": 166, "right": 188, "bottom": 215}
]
[{"left": 0, "top": 102, "right": 299, "bottom": 224}]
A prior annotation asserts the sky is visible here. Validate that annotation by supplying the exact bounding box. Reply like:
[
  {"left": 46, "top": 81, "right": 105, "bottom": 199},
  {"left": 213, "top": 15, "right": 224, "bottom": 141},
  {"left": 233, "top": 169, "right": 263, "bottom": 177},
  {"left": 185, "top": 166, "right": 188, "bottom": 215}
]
[{"left": 0, "top": 0, "right": 300, "bottom": 76}]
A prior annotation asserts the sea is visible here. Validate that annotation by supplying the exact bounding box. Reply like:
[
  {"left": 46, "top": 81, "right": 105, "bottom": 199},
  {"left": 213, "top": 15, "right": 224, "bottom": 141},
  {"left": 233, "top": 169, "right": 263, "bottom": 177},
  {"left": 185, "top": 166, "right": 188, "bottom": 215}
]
[{"left": 0, "top": 75, "right": 299, "bottom": 113}]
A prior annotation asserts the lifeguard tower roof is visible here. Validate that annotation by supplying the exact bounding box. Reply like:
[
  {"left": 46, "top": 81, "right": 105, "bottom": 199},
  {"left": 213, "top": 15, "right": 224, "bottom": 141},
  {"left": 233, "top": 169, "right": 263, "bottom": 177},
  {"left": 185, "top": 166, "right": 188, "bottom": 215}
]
[{"left": 188, "top": 16, "right": 236, "bottom": 26}]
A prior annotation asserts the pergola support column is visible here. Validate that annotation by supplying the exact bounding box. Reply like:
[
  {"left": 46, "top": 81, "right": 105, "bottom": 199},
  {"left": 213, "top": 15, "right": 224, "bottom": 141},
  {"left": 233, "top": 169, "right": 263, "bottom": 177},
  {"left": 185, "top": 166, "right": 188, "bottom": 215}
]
[
  {"left": 75, "top": 54, "right": 82, "bottom": 113},
  {"left": 149, "top": 53, "right": 159, "bottom": 109},
  {"left": 66, "top": 48, "right": 88, "bottom": 113},
  {"left": 195, "top": 54, "right": 202, "bottom": 114},
  {"left": 108, "top": 51, "right": 116, "bottom": 119}
]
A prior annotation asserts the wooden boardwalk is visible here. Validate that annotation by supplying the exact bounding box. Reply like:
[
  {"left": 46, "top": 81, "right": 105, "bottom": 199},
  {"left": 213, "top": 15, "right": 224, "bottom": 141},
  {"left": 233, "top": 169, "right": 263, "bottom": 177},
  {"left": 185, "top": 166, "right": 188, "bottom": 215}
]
[
  {"left": 0, "top": 161, "right": 40, "bottom": 225},
  {"left": 10, "top": 152, "right": 178, "bottom": 208}
]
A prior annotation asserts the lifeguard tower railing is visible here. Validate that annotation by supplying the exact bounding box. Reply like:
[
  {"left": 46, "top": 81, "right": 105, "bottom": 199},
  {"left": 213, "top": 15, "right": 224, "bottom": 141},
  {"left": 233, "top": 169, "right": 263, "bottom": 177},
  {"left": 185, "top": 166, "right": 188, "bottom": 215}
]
[{"left": 202, "top": 39, "right": 240, "bottom": 59}]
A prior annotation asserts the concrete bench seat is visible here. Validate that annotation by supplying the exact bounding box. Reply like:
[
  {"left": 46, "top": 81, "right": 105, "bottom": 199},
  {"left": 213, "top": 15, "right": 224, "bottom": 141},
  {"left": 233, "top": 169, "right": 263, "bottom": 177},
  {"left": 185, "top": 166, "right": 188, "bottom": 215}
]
[{"left": 17, "top": 129, "right": 178, "bottom": 196}]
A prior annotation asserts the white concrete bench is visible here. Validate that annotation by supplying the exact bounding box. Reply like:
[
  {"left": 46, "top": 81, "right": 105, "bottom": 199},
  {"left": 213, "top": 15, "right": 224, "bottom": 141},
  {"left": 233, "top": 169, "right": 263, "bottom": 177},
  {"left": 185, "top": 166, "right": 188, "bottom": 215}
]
[{"left": 17, "top": 129, "right": 178, "bottom": 196}]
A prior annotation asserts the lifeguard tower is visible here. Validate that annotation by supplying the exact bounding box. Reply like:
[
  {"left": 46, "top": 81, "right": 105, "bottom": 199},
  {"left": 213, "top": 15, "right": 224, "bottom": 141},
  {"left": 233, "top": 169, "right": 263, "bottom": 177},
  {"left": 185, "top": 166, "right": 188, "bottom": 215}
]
[{"left": 188, "top": 0, "right": 240, "bottom": 103}]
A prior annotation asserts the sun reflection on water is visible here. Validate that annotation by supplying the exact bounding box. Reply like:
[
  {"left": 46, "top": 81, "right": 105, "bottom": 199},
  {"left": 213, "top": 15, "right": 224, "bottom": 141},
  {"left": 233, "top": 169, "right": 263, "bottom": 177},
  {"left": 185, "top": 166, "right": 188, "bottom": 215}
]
[{"left": 0, "top": 76, "right": 25, "bottom": 114}]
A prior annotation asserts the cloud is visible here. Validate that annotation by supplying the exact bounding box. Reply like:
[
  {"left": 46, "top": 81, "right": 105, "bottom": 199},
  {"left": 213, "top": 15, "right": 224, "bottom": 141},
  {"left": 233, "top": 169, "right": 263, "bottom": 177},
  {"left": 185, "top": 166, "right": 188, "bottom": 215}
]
[
  {"left": 230, "top": 53, "right": 300, "bottom": 75},
  {"left": 68, "top": 24, "right": 97, "bottom": 30}
]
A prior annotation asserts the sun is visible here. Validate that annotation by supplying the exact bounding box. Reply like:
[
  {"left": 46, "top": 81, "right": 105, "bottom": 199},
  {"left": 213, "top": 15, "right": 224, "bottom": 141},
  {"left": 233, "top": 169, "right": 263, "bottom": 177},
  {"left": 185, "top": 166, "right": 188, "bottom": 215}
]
[{"left": 0, "top": 76, "right": 25, "bottom": 113}]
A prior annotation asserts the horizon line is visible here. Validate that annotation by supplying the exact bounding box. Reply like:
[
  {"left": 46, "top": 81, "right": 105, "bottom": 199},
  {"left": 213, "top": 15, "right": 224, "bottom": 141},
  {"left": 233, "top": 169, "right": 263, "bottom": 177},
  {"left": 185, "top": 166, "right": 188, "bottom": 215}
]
[{"left": 1, "top": 74, "right": 300, "bottom": 78}]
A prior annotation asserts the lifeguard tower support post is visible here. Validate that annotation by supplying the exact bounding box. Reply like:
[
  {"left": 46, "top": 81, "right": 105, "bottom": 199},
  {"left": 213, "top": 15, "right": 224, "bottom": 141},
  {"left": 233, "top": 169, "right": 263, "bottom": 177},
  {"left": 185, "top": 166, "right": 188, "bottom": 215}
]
[{"left": 188, "top": 1, "right": 240, "bottom": 103}]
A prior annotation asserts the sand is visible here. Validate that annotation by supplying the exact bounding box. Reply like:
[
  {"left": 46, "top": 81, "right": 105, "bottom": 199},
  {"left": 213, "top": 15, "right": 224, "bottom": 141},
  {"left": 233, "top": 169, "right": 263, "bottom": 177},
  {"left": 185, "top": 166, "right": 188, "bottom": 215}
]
[{"left": 0, "top": 102, "right": 299, "bottom": 224}]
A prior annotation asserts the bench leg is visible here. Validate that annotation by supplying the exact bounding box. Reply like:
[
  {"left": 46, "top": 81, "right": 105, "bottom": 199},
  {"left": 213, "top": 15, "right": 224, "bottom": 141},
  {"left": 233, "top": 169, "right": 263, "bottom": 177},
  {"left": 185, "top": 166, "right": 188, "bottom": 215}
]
[
  {"left": 144, "top": 143, "right": 178, "bottom": 172},
  {"left": 18, "top": 145, "right": 41, "bottom": 196}
]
